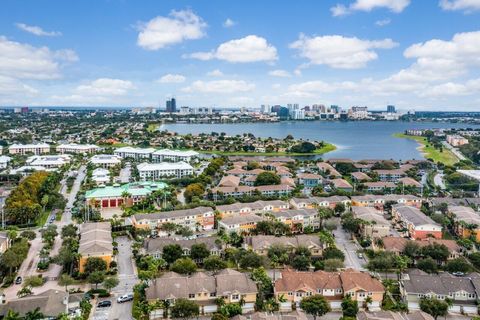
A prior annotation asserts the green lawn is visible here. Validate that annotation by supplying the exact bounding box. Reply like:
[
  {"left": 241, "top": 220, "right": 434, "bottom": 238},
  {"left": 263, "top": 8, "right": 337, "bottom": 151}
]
[
  {"left": 147, "top": 123, "right": 159, "bottom": 133},
  {"left": 196, "top": 142, "right": 337, "bottom": 157},
  {"left": 393, "top": 133, "right": 459, "bottom": 166},
  {"left": 36, "top": 209, "right": 51, "bottom": 227}
]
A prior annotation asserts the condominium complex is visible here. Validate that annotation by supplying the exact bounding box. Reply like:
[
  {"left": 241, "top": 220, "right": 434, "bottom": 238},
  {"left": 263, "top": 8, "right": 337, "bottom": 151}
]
[
  {"left": 152, "top": 149, "right": 199, "bottom": 162},
  {"left": 56, "top": 143, "right": 100, "bottom": 154},
  {"left": 114, "top": 146, "right": 155, "bottom": 160},
  {"left": 8, "top": 143, "right": 50, "bottom": 155},
  {"left": 90, "top": 154, "right": 122, "bottom": 168},
  {"left": 26, "top": 154, "right": 71, "bottom": 169},
  {"left": 137, "top": 162, "right": 193, "bottom": 180}
]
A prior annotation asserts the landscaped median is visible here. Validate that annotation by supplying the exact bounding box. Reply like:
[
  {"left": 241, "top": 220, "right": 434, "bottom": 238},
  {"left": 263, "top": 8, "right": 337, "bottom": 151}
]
[{"left": 393, "top": 133, "right": 459, "bottom": 166}]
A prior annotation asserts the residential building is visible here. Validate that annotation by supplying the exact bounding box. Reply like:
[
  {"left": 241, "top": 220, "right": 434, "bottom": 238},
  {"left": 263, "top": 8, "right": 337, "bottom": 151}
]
[
  {"left": 114, "top": 146, "right": 155, "bottom": 160},
  {"left": 137, "top": 161, "right": 194, "bottom": 180},
  {"left": 398, "top": 177, "right": 423, "bottom": 192},
  {"left": 374, "top": 169, "right": 406, "bottom": 182},
  {"left": 401, "top": 269, "right": 480, "bottom": 314},
  {"left": 448, "top": 205, "right": 480, "bottom": 242},
  {"left": 351, "top": 195, "right": 422, "bottom": 209},
  {"left": 146, "top": 269, "right": 258, "bottom": 316},
  {"left": 274, "top": 269, "right": 384, "bottom": 311},
  {"left": 144, "top": 236, "right": 222, "bottom": 260},
  {"left": 446, "top": 135, "right": 469, "bottom": 147},
  {"left": 379, "top": 237, "right": 461, "bottom": 260},
  {"left": 392, "top": 205, "right": 442, "bottom": 239},
  {"left": 232, "top": 310, "right": 308, "bottom": 320},
  {"left": 317, "top": 162, "right": 341, "bottom": 178},
  {"left": 244, "top": 235, "right": 325, "bottom": 257},
  {"left": 132, "top": 207, "right": 215, "bottom": 231},
  {"left": 217, "top": 214, "right": 265, "bottom": 234},
  {"left": 297, "top": 173, "right": 323, "bottom": 187},
  {"left": 271, "top": 209, "right": 319, "bottom": 232},
  {"left": 92, "top": 168, "right": 110, "bottom": 185},
  {"left": 56, "top": 143, "right": 100, "bottom": 154},
  {"left": 218, "top": 175, "right": 241, "bottom": 187},
  {"left": 26, "top": 154, "right": 71, "bottom": 169},
  {"left": 90, "top": 154, "right": 122, "bottom": 168},
  {"left": 351, "top": 172, "right": 372, "bottom": 182},
  {"left": 255, "top": 184, "right": 293, "bottom": 197},
  {"left": 166, "top": 98, "right": 177, "bottom": 113},
  {"left": 290, "top": 196, "right": 350, "bottom": 210},
  {"left": 216, "top": 200, "right": 289, "bottom": 218},
  {"left": 0, "top": 156, "right": 11, "bottom": 169},
  {"left": 363, "top": 181, "right": 396, "bottom": 193},
  {"left": 152, "top": 149, "right": 199, "bottom": 162},
  {"left": 331, "top": 178, "right": 353, "bottom": 192},
  {"left": 78, "top": 222, "right": 113, "bottom": 273},
  {"left": 357, "top": 311, "right": 433, "bottom": 320},
  {"left": 352, "top": 207, "right": 390, "bottom": 239},
  {"left": 8, "top": 143, "right": 50, "bottom": 155}
]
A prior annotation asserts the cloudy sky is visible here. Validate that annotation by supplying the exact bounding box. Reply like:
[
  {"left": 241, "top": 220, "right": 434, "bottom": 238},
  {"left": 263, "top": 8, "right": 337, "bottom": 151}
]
[{"left": 1, "top": 0, "right": 480, "bottom": 110}]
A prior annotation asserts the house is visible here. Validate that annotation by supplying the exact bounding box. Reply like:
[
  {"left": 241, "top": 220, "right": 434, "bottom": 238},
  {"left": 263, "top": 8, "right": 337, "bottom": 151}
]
[
  {"left": 90, "top": 154, "right": 122, "bottom": 168},
  {"left": 91, "top": 168, "right": 110, "bottom": 185},
  {"left": 351, "top": 195, "right": 422, "bottom": 210},
  {"left": 351, "top": 172, "right": 372, "bottom": 182},
  {"left": 56, "top": 143, "right": 100, "bottom": 154},
  {"left": 289, "top": 197, "right": 317, "bottom": 209},
  {"left": 331, "top": 178, "right": 353, "bottom": 192},
  {"left": 317, "top": 162, "right": 341, "bottom": 178},
  {"left": 0, "top": 289, "right": 84, "bottom": 319},
  {"left": 379, "top": 237, "right": 461, "bottom": 260},
  {"left": 216, "top": 200, "right": 289, "bottom": 218},
  {"left": 363, "top": 182, "right": 396, "bottom": 193},
  {"left": 144, "top": 236, "right": 222, "bottom": 261},
  {"left": 274, "top": 269, "right": 384, "bottom": 311},
  {"left": 78, "top": 222, "right": 113, "bottom": 273},
  {"left": 374, "top": 169, "right": 406, "bottom": 182},
  {"left": 400, "top": 269, "right": 480, "bottom": 315},
  {"left": 448, "top": 205, "right": 480, "bottom": 242},
  {"left": 137, "top": 162, "right": 194, "bottom": 180},
  {"left": 152, "top": 149, "right": 199, "bottom": 163},
  {"left": 26, "top": 154, "right": 71, "bottom": 169},
  {"left": 297, "top": 173, "right": 323, "bottom": 188},
  {"left": 352, "top": 207, "right": 391, "bottom": 239},
  {"left": 146, "top": 269, "right": 258, "bottom": 317},
  {"left": 218, "top": 175, "right": 241, "bottom": 187},
  {"left": 232, "top": 310, "right": 308, "bottom": 320},
  {"left": 244, "top": 235, "right": 325, "bottom": 257},
  {"left": 313, "top": 196, "right": 351, "bottom": 209},
  {"left": 398, "top": 177, "right": 423, "bottom": 192},
  {"left": 8, "top": 143, "right": 50, "bottom": 155},
  {"left": 255, "top": 184, "right": 293, "bottom": 197},
  {"left": 217, "top": 214, "right": 265, "bottom": 234},
  {"left": 114, "top": 146, "right": 155, "bottom": 160},
  {"left": 132, "top": 207, "right": 215, "bottom": 231},
  {"left": 356, "top": 310, "right": 434, "bottom": 320},
  {"left": 271, "top": 209, "right": 319, "bottom": 232},
  {"left": 392, "top": 205, "right": 442, "bottom": 239}
]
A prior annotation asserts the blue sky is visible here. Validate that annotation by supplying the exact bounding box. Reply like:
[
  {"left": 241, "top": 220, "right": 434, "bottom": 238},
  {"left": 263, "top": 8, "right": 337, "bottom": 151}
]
[{"left": 1, "top": 0, "right": 480, "bottom": 110}]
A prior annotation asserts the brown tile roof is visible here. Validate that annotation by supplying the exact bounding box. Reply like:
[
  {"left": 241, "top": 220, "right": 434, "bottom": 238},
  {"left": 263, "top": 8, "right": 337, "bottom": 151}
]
[
  {"left": 382, "top": 236, "right": 461, "bottom": 253},
  {"left": 351, "top": 172, "right": 372, "bottom": 181},
  {"left": 219, "top": 175, "right": 240, "bottom": 187},
  {"left": 340, "top": 269, "right": 384, "bottom": 292}
]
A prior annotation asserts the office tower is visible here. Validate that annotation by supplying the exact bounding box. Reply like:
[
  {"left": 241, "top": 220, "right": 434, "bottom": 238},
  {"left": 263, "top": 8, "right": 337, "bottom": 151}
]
[
  {"left": 387, "top": 105, "right": 396, "bottom": 113},
  {"left": 166, "top": 98, "right": 177, "bottom": 113}
]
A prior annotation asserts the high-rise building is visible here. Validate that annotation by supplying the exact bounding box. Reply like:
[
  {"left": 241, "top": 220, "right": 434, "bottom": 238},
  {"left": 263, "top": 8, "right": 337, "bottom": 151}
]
[
  {"left": 166, "top": 98, "right": 177, "bottom": 113},
  {"left": 260, "top": 104, "right": 271, "bottom": 114},
  {"left": 387, "top": 105, "right": 396, "bottom": 113}
]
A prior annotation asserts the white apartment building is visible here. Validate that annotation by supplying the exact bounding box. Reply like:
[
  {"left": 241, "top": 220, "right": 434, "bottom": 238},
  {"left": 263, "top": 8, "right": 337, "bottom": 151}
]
[
  {"left": 137, "top": 162, "right": 193, "bottom": 180},
  {"left": 9, "top": 143, "right": 50, "bottom": 155},
  {"left": 26, "top": 154, "right": 71, "bottom": 169},
  {"left": 92, "top": 168, "right": 110, "bottom": 185},
  {"left": 90, "top": 154, "right": 122, "bottom": 168},
  {"left": 151, "top": 149, "right": 199, "bottom": 163},
  {"left": 0, "top": 156, "right": 11, "bottom": 169},
  {"left": 56, "top": 143, "right": 100, "bottom": 154},
  {"left": 114, "top": 147, "right": 155, "bottom": 160}
]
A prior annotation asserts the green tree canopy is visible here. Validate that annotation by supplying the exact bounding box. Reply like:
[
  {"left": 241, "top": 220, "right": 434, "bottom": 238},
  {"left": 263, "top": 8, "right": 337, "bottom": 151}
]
[{"left": 300, "top": 295, "right": 331, "bottom": 320}]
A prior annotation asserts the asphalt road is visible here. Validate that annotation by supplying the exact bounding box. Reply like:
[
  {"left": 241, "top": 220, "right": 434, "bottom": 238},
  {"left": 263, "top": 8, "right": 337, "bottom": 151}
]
[
  {"left": 332, "top": 221, "right": 366, "bottom": 271},
  {"left": 119, "top": 163, "right": 131, "bottom": 183},
  {"left": 434, "top": 171, "right": 447, "bottom": 190},
  {"left": 62, "top": 165, "right": 86, "bottom": 224}
]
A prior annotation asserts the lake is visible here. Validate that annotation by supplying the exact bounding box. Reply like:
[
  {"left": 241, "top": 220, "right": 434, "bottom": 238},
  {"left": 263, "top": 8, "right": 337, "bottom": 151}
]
[{"left": 161, "top": 121, "right": 480, "bottom": 161}]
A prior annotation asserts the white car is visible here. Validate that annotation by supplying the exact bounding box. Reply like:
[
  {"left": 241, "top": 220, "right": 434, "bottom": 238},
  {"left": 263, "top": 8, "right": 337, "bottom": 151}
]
[{"left": 117, "top": 293, "right": 134, "bottom": 303}]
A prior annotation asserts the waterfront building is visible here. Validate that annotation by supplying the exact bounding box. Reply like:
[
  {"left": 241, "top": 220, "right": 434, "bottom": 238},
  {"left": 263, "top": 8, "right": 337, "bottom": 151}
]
[{"left": 137, "top": 162, "right": 193, "bottom": 180}]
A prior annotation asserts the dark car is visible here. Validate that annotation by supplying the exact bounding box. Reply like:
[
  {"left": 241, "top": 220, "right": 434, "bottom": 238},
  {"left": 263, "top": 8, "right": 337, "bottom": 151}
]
[
  {"left": 97, "top": 300, "right": 112, "bottom": 308},
  {"left": 15, "top": 276, "right": 22, "bottom": 285}
]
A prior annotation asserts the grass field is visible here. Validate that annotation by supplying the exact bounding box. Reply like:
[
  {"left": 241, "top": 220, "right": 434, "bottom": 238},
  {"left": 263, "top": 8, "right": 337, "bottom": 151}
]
[
  {"left": 196, "top": 143, "right": 337, "bottom": 157},
  {"left": 147, "top": 123, "right": 159, "bottom": 132},
  {"left": 393, "top": 133, "right": 459, "bottom": 166}
]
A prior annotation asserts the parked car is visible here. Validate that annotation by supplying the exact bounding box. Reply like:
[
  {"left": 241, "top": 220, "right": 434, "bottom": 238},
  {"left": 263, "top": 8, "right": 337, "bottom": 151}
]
[
  {"left": 15, "top": 276, "right": 22, "bottom": 285},
  {"left": 97, "top": 300, "right": 112, "bottom": 308},
  {"left": 117, "top": 293, "right": 134, "bottom": 303}
]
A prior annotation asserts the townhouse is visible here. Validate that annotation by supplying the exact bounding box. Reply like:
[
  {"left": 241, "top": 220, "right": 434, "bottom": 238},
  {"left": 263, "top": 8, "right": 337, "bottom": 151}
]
[
  {"left": 363, "top": 182, "right": 396, "bottom": 193},
  {"left": 351, "top": 195, "right": 422, "bottom": 209},
  {"left": 255, "top": 184, "right": 293, "bottom": 197},
  {"left": 357, "top": 311, "right": 434, "bottom": 320},
  {"left": 398, "top": 177, "right": 423, "bottom": 192},
  {"left": 90, "top": 154, "right": 122, "bottom": 168},
  {"left": 218, "top": 175, "right": 241, "bottom": 187},
  {"left": 330, "top": 178, "right": 354, "bottom": 192},
  {"left": 374, "top": 169, "right": 406, "bottom": 182},
  {"left": 289, "top": 196, "right": 351, "bottom": 210},
  {"left": 26, "top": 154, "right": 71, "bottom": 169},
  {"left": 152, "top": 149, "right": 199, "bottom": 163},
  {"left": 317, "top": 162, "right": 342, "bottom": 178},
  {"left": 114, "top": 146, "right": 155, "bottom": 160},
  {"left": 351, "top": 171, "right": 372, "bottom": 182},
  {"left": 216, "top": 200, "right": 289, "bottom": 218},
  {"left": 401, "top": 269, "right": 480, "bottom": 315},
  {"left": 132, "top": 206, "right": 215, "bottom": 231},
  {"left": 379, "top": 237, "right": 461, "bottom": 260},
  {"left": 448, "top": 205, "right": 480, "bottom": 242},
  {"left": 217, "top": 213, "right": 265, "bottom": 234},
  {"left": 392, "top": 205, "right": 442, "bottom": 239},
  {"left": 56, "top": 143, "right": 100, "bottom": 154},
  {"left": 78, "top": 222, "right": 113, "bottom": 273},
  {"left": 146, "top": 269, "right": 258, "bottom": 317},
  {"left": 352, "top": 206, "right": 391, "bottom": 239},
  {"left": 244, "top": 235, "right": 325, "bottom": 257},
  {"left": 274, "top": 269, "right": 384, "bottom": 311},
  {"left": 8, "top": 143, "right": 50, "bottom": 155},
  {"left": 144, "top": 236, "right": 222, "bottom": 261},
  {"left": 271, "top": 209, "right": 319, "bottom": 232},
  {"left": 297, "top": 173, "right": 323, "bottom": 188},
  {"left": 137, "top": 161, "right": 194, "bottom": 180}
]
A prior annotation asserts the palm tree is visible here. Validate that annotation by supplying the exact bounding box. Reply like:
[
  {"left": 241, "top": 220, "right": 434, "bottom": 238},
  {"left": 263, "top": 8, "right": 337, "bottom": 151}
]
[
  {"left": 4, "top": 310, "right": 20, "bottom": 320},
  {"left": 363, "top": 296, "right": 373, "bottom": 311},
  {"left": 24, "top": 308, "right": 44, "bottom": 320}
]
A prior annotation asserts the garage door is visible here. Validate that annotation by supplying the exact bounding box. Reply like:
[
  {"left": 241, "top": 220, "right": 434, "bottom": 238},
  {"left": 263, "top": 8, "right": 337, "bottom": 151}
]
[
  {"left": 203, "top": 305, "right": 217, "bottom": 314},
  {"left": 408, "top": 302, "right": 419, "bottom": 310},
  {"left": 330, "top": 301, "right": 342, "bottom": 310}
]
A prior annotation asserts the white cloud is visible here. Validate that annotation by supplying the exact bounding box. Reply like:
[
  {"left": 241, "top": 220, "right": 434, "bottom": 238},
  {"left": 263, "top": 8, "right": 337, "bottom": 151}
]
[
  {"left": 137, "top": 9, "right": 207, "bottom": 50},
  {"left": 0, "top": 75, "right": 38, "bottom": 96},
  {"left": 332, "top": 0, "right": 410, "bottom": 16},
  {"left": 182, "top": 80, "right": 255, "bottom": 93},
  {"left": 0, "top": 36, "right": 77, "bottom": 80},
  {"left": 375, "top": 18, "right": 391, "bottom": 26},
  {"left": 15, "top": 23, "right": 62, "bottom": 36},
  {"left": 440, "top": 0, "right": 480, "bottom": 12},
  {"left": 269, "top": 69, "right": 291, "bottom": 77},
  {"left": 186, "top": 35, "right": 278, "bottom": 63},
  {"left": 158, "top": 74, "right": 186, "bottom": 83},
  {"left": 223, "top": 18, "right": 236, "bottom": 28},
  {"left": 206, "top": 69, "right": 224, "bottom": 77},
  {"left": 289, "top": 34, "right": 398, "bottom": 69}
]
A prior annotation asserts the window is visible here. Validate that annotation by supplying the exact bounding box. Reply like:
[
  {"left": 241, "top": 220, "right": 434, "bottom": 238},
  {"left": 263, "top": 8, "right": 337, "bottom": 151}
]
[
  {"left": 188, "top": 294, "right": 195, "bottom": 298},
  {"left": 232, "top": 294, "right": 239, "bottom": 300},
  {"left": 288, "top": 292, "right": 293, "bottom": 296}
]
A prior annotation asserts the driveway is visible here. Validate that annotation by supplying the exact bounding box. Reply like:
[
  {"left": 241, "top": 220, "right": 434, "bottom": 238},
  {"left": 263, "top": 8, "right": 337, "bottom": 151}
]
[
  {"left": 332, "top": 220, "right": 366, "bottom": 271},
  {"left": 119, "top": 164, "right": 131, "bottom": 183},
  {"left": 434, "top": 171, "right": 446, "bottom": 190},
  {"left": 62, "top": 165, "right": 86, "bottom": 224}
]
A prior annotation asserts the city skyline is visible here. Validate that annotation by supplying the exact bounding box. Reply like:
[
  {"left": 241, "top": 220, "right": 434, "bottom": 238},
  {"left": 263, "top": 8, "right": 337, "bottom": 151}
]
[{"left": 1, "top": 0, "right": 480, "bottom": 110}]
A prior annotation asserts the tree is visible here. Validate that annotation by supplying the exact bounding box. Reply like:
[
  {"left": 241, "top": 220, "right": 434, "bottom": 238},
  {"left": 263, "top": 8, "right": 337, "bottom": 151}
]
[
  {"left": 24, "top": 308, "right": 44, "bottom": 320},
  {"left": 254, "top": 172, "right": 281, "bottom": 186},
  {"left": 290, "top": 142, "right": 317, "bottom": 154},
  {"left": 211, "top": 313, "right": 228, "bottom": 320},
  {"left": 83, "top": 257, "right": 107, "bottom": 275},
  {"left": 184, "top": 183, "right": 205, "bottom": 203},
  {"left": 61, "top": 224, "right": 77, "bottom": 239},
  {"left": 318, "top": 207, "right": 334, "bottom": 229},
  {"left": 334, "top": 203, "right": 346, "bottom": 215},
  {"left": 170, "top": 298, "right": 200, "bottom": 319},
  {"left": 203, "top": 255, "right": 227, "bottom": 273},
  {"left": 417, "top": 258, "right": 438, "bottom": 274},
  {"left": 103, "top": 276, "right": 119, "bottom": 292},
  {"left": 291, "top": 255, "right": 311, "bottom": 271},
  {"left": 219, "top": 303, "right": 242, "bottom": 317},
  {"left": 17, "top": 286, "right": 32, "bottom": 298},
  {"left": 403, "top": 241, "right": 420, "bottom": 258},
  {"left": 341, "top": 295, "right": 359, "bottom": 318},
  {"left": 267, "top": 245, "right": 289, "bottom": 267},
  {"left": 239, "top": 251, "right": 264, "bottom": 269},
  {"left": 322, "top": 247, "right": 345, "bottom": 261},
  {"left": 190, "top": 243, "right": 210, "bottom": 261},
  {"left": 323, "top": 258, "right": 344, "bottom": 271},
  {"left": 170, "top": 258, "right": 197, "bottom": 275},
  {"left": 4, "top": 310, "right": 20, "bottom": 320},
  {"left": 299, "top": 295, "right": 331, "bottom": 320},
  {"left": 468, "top": 252, "right": 480, "bottom": 269},
  {"left": 420, "top": 297, "right": 451, "bottom": 320},
  {"left": 88, "top": 271, "right": 105, "bottom": 289},
  {"left": 20, "top": 230, "right": 36, "bottom": 240},
  {"left": 23, "top": 276, "right": 43, "bottom": 287},
  {"left": 421, "top": 243, "right": 449, "bottom": 262},
  {"left": 445, "top": 258, "right": 472, "bottom": 273},
  {"left": 59, "top": 274, "right": 75, "bottom": 291},
  {"left": 162, "top": 244, "right": 184, "bottom": 264}
]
